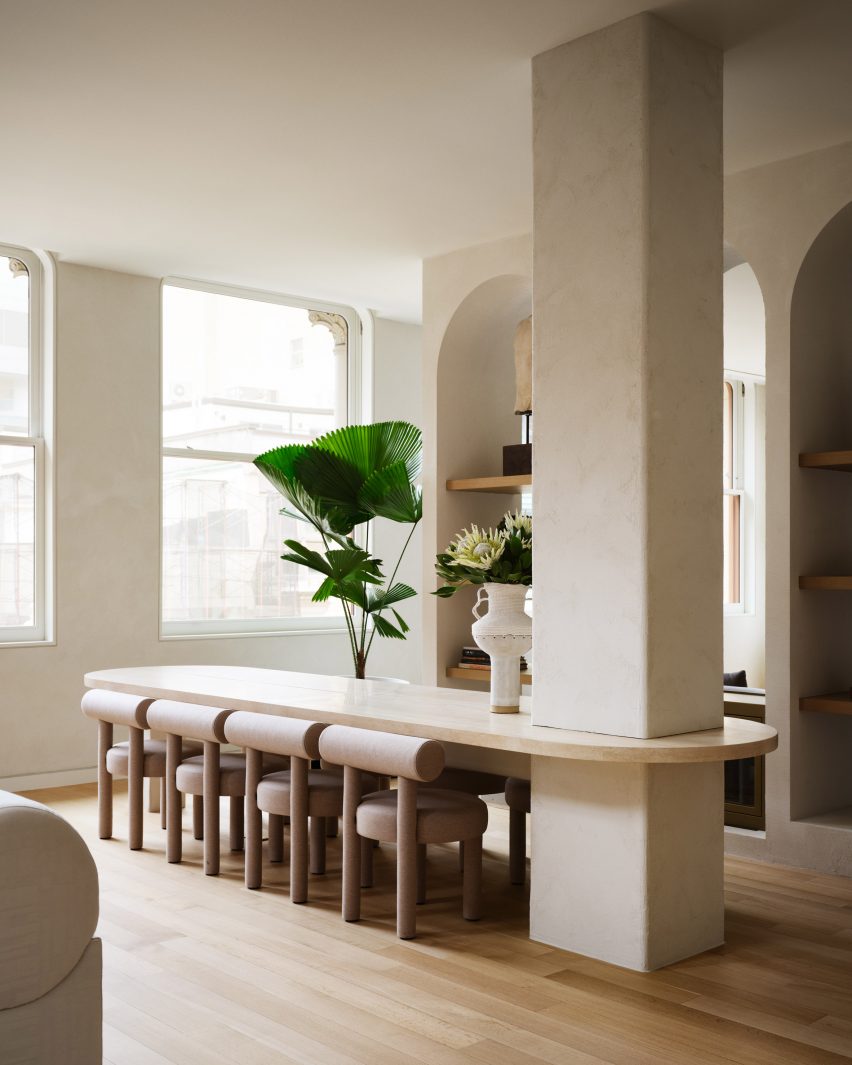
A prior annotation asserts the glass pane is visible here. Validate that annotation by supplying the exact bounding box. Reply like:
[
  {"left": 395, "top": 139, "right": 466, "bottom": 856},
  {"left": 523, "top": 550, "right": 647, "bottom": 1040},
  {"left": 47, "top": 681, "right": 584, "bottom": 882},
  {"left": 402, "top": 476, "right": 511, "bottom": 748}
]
[
  {"left": 0, "top": 444, "right": 35, "bottom": 629},
  {"left": 162, "top": 455, "right": 340, "bottom": 624},
  {"left": 162, "top": 285, "right": 344, "bottom": 454},
  {"left": 725, "top": 756, "right": 756, "bottom": 808},
  {"left": 723, "top": 492, "right": 741, "bottom": 605},
  {"left": 0, "top": 256, "right": 30, "bottom": 435},
  {"left": 722, "top": 381, "right": 733, "bottom": 490}
]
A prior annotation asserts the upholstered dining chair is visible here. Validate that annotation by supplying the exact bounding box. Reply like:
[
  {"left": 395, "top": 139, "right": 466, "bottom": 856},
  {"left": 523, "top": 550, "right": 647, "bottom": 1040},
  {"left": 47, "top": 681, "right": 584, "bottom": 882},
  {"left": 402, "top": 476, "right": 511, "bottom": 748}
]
[
  {"left": 318, "top": 725, "right": 488, "bottom": 940},
  {"left": 224, "top": 712, "right": 323, "bottom": 901},
  {"left": 146, "top": 700, "right": 287, "bottom": 876},
  {"left": 504, "top": 776, "right": 531, "bottom": 885},
  {"left": 81, "top": 689, "right": 202, "bottom": 850}
]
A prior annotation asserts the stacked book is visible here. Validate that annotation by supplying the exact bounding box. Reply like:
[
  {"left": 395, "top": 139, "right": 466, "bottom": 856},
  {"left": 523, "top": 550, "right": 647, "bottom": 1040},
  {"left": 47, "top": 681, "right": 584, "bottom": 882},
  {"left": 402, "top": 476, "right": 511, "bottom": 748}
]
[{"left": 456, "top": 646, "right": 528, "bottom": 673}]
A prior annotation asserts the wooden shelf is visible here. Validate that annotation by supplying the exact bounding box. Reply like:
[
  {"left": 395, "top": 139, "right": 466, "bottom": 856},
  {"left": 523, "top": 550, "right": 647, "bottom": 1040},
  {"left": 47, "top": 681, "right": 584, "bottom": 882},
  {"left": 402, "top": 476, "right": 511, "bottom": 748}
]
[
  {"left": 799, "top": 450, "right": 852, "bottom": 472},
  {"left": 446, "top": 474, "right": 531, "bottom": 494},
  {"left": 799, "top": 576, "right": 852, "bottom": 590},
  {"left": 446, "top": 666, "right": 533, "bottom": 686},
  {"left": 800, "top": 692, "right": 852, "bottom": 715}
]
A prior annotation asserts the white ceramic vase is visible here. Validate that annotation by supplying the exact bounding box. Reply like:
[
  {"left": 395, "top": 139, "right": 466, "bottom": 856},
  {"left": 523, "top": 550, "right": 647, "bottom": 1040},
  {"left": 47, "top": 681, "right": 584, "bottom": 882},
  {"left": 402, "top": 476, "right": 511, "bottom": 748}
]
[{"left": 471, "top": 583, "right": 532, "bottom": 713}]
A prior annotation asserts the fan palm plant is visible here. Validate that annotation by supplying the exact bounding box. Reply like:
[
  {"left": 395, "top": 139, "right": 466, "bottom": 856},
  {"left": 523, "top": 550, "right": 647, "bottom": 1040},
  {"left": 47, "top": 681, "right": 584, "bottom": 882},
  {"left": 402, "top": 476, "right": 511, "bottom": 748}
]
[{"left": 254, "top": 421, "right": 422, "bottom": 678}]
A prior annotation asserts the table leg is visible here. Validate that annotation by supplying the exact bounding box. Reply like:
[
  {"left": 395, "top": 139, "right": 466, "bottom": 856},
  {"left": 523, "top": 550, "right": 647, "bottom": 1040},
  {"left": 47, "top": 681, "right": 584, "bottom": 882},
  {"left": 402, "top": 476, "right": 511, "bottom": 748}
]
[{"left": 529, "top": 756, "right": 724, "bottom": 971}]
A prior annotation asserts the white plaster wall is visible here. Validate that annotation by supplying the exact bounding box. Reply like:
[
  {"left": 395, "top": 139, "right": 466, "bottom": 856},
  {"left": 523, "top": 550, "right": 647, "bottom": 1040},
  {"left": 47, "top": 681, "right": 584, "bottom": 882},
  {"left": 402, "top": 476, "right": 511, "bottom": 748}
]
[
  {"left": 724, "top": 139, "right": 852, "bottom": 875},
  {"left": 421, "top": 234, "right": 532, "bottom": 686},
  {"left": 368, "top": 316, "right": 423, "bottom": 683},
  {"left": 0, "top": 266, "right": 419, "bottom": 788},
  {"left": 532, "top": 14, "right": 722, "bottom": 738}
]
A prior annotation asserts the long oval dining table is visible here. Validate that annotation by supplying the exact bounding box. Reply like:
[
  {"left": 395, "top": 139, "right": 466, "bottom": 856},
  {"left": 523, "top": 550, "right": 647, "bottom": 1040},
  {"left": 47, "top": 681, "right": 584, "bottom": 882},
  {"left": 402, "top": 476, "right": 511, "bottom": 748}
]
[{"left": 84, "top": 664, "right": 778, "bottom": 973}]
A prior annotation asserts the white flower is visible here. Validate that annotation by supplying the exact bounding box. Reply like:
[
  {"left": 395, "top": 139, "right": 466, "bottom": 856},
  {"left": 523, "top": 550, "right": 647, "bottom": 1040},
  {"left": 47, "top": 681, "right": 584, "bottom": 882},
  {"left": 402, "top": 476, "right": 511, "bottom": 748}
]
[
  {"left": 446, "top": 525, "right": 506, "bottom": 571},
  {"left": 501, "top": 511, "right": 532, "bottom": 541}
]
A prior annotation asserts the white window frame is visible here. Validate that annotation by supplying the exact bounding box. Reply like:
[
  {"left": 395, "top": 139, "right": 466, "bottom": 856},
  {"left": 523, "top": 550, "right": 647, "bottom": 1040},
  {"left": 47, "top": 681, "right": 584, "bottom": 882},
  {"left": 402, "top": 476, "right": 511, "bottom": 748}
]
[
  {"left": 724, "top": 375, "right": 758, "bottom": 618},
  {"left": 0, "top": 244, "right": 54, "bottom": 646},
  {"left": 159, "top": 276, "right": 362, "bottom": 640}
]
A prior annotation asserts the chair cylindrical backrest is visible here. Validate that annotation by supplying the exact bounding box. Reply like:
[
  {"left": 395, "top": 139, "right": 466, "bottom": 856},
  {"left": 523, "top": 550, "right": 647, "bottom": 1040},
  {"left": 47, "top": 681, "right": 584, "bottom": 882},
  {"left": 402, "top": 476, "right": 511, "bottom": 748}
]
[
  {"left": 224, "top": 711, "right": 325, "bottom": 759},
  {"left": 147, "top": 699, "right": 232, "bottom": 743},
  {"left": 319, "top": 725, "right": 444, "bottom": 782},
  {"left": 81, "top": 689, "right": 152, "bottom": 729}
]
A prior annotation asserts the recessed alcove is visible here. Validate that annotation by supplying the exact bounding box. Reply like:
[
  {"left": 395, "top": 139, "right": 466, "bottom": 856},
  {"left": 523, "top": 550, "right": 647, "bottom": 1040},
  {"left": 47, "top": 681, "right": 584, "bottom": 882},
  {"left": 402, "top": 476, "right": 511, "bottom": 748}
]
[
  {"left": 433, "top": 273, "right": 531, "bottom": 688},
  {"left": 790, "top": 200, "right": 852, "bottom": 822}
]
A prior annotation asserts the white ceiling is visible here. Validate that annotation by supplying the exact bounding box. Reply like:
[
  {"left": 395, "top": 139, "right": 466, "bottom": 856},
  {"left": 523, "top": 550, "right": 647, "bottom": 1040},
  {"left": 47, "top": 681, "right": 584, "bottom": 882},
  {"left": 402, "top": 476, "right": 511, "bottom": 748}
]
[{"left": 1, "top": 0, "right": 851, "bottom": 321}]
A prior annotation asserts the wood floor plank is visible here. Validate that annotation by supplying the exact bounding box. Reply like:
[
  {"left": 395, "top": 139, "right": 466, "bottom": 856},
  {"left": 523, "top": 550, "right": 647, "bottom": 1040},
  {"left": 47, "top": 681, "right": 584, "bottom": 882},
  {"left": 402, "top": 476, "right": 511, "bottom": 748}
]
[{"left": 21, "top": 783, "right": 852, "bottom": 1065}]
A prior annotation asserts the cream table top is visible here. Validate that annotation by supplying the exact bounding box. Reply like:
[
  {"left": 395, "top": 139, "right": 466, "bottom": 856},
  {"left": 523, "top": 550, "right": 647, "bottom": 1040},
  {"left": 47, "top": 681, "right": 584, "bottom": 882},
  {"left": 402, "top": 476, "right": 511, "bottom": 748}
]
[{"left": 84, "top": 665, "right": 778, "bottom": 764}]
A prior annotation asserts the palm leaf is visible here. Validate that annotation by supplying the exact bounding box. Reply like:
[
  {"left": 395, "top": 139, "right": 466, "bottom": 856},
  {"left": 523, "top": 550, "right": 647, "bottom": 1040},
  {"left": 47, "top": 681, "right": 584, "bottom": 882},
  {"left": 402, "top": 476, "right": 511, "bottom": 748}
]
[
  {"left": 359, "top": 462, "right": 422, "bottom": 524},
  {"left": 367, "top": 582, "right": 416, "bottom": 613},
  {"left": 254, "top": 445, "right": 336, "bottom": 531},
  {"left": 371, "top": 613, "right": 407, "bottom": 640},
  {"left": 313, "top": 422, "right": 422, "bottom": 483},
  {"left": 293, "top": 447, "right": 372, "bottom": 531}
]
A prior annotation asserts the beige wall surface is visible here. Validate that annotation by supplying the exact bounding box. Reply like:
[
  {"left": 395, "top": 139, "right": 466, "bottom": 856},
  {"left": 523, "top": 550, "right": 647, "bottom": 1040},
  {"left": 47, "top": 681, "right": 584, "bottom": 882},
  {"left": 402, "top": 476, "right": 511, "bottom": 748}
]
[
  {"left": 725, "top": 139, "right": 852, "bottom": 875},
  {"left": 421, "top": 233, "right": 532, "bottom": 688},
  {"left": 0, "top": 264, "right": 422, "bottom": 788}
]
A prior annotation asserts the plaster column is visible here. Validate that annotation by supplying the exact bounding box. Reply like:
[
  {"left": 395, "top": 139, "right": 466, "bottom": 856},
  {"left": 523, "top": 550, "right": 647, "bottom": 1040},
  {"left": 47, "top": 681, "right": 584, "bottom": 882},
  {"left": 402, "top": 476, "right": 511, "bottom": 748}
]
[{"left": 530, "top": 14, "right": 724, "bottom": 969}]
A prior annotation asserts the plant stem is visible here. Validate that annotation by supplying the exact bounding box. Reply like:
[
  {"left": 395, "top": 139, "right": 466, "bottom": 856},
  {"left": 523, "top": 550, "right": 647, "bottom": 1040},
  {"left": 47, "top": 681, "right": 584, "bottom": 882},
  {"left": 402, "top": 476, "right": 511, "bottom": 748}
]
[
  {"left": 365, "top": 520, "right": 420, "bottom": 658},
  {"left": 320, "top": 529, "right": 360, "bottom": 672}
]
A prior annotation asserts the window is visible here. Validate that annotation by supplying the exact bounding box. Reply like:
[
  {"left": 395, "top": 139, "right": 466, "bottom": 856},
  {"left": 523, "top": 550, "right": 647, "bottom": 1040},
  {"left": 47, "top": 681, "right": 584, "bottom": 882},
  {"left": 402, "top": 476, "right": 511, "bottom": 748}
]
[
  {"left": 723, "top": 379, "right": 744, "bottom": 609},
  {"left": 161, "top": 279, "right": 358, "bottom": 636},
  {"left": 0, "top": 245, "right": 49, "bottom": 644}
]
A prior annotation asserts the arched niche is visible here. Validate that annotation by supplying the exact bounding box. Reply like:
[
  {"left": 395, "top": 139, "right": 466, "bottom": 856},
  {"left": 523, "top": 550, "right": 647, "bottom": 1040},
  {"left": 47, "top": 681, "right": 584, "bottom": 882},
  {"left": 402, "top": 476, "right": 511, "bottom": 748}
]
[
  {"left": 789, "top": 201, "right": 852, "bottom": 820},
  {"left": 433, "top": 273, "right": 532, "bottom": 689}
]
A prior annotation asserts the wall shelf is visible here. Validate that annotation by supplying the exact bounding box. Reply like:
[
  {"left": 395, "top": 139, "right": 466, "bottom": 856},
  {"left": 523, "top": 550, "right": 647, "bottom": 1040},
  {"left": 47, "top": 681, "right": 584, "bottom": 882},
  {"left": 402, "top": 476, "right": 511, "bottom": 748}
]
[
  {"left": 446, "top": 666, "right": 533, "bottom": 686},
  {"left": 799, "top": 450, "right": 852, "bottom": 472},
  {"left": 445, "top": 474, "right": 531, "bottom": 494},
  {"left": 798, "top": 576, "right": 852, "bottom": 590},
  {"left": 800, "top": 692, "right": 852, "bottom": 715}
]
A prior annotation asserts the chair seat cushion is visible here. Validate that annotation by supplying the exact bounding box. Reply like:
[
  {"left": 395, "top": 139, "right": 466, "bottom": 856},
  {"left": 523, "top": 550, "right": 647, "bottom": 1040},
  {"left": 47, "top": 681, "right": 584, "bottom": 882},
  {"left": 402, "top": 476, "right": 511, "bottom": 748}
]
[
  {"left": 505, "top": 776, "right": 531, "bottom": 814},
  {"left": 424, "top": 767, "right": 507, "bottom": 796},
  {"left": 175, "top": 753, "right": 288, "bottom": 797},
  {"left": 257, "top": 769, "right": 379, "bottom": 818},
  {"left": 106, "top": 738, "right": 203, "bottom": 779},
  {"left": 356, "top": 788, "right": 488, "bottom": 845}
]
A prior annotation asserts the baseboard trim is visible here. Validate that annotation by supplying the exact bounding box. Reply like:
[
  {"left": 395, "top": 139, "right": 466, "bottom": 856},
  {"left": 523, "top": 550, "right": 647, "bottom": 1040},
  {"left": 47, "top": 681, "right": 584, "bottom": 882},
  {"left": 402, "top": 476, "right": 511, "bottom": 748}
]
[{"left": 0, "top": 766, "right": 98, "bottom": 793}]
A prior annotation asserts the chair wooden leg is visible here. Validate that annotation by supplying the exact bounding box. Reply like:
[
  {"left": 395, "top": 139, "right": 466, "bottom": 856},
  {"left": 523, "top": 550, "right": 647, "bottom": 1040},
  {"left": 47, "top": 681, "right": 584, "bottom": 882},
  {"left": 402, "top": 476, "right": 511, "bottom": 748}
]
[
  {"left": 509, "top": 807, "right": 526, "bottom": 886},
  {"left": 397, "top": 778, "right": 417, "bottom": 939},
  {"left": 244, "top": 749, "right": 263, "bottom": 889},
  {"left": 97, "top": 721, "right": 113, "bottom": 840},
  {"left": 290, "top": 757, "right": 308, "bottom": 904},
  {"left": 360, "top": 835, "right": 374, "bottom": 888},
  {"left": 462, "top": 835, "right": 483, "bottom": 921},
  {"left": 458, "top": 840, "right": 464, "bottom": 873},
  {"left": 193, "top": 795, "right": 204, "bottom": 840},
  {"left": 160, "top": 777, "right": 167, "bottom": 830},
  {"left": 203, "top": 740, "right": 220, "bottom": 876},
  {"left": 326, "top": 817, "right": 339, "bottom": 838},
  {"left": 128, "top": 727, "right": 144, "bottom": 851},
  {"left": 268, "top": 814, "right": 285, "bottom": 862},
  {"left": 229, "top": 795, "right": 244, "bottom": 851},
  {"left": 165, "top": 733, "right": 182, "bottom": 864},
  {"left": 310, "top": 816, "right": 327, "bottom": 875},
  {"left": 417, "top": 843, "right": 427, "bottom": 905},
  {"left": 342, "top": 766, "right": 361, "bottom": 922}
]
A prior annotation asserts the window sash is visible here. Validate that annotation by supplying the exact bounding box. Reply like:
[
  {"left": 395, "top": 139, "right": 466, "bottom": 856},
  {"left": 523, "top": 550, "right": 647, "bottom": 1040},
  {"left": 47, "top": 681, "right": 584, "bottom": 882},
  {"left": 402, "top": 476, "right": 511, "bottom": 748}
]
[
  {"left": 160, "top": 278, "right": 358, "bottom": 638},
  {"left": 0, "top": 435, "right": 46, "bottom": 643}
]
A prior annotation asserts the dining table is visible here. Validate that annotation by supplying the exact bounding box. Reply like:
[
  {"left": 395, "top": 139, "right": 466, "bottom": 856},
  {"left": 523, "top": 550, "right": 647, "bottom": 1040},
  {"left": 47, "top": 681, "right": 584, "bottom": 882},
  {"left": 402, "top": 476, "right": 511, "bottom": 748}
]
[{"left": 84, "top": 663, "right": 778, "bottom": 972}]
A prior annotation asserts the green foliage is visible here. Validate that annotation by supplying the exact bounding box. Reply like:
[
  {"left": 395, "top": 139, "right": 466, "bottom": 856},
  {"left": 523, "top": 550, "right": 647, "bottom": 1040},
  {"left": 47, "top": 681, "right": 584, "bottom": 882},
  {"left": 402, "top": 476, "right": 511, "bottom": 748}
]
[
  {"left": 434, "top": 511, "right": 532, "bottom": 599},
  {"left": 254, "top": 421, "right": 422, "bottom": 677}
]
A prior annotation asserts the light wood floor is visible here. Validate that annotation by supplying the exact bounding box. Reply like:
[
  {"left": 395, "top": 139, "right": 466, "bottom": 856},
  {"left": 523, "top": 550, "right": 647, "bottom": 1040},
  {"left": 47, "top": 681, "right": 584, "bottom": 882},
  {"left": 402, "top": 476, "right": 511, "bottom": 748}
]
[{"left": 27, "top": 783, "right": 852, "bottom": 1064}]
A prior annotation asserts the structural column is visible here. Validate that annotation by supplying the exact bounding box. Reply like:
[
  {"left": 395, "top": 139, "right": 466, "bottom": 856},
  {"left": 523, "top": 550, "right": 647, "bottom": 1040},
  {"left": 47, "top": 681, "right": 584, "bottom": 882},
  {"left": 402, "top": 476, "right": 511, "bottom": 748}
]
[{"left": 530, "top": 14, "right": 724, "bottom": 970}]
